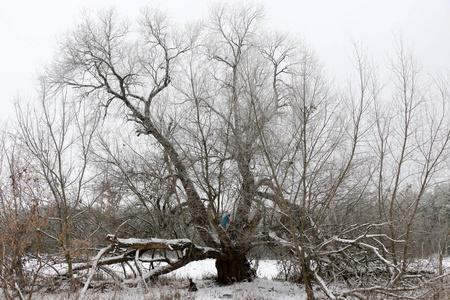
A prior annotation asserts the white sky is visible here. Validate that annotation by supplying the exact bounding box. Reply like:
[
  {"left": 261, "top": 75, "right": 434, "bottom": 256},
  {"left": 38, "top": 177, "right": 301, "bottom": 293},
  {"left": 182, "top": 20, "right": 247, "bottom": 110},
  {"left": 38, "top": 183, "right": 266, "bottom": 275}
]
[{"left": 1, "top": 0, "right": 449, "bottom": 122}]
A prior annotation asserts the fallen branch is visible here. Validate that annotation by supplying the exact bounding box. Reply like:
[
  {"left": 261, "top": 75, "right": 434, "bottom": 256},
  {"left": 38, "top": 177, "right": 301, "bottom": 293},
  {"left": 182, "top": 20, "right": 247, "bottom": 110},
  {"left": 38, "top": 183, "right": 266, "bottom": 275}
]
[
  {"left": 76, "top": 227, "right": 228, "bottom": 291},
  {"left": 78, "top": 219, "right": 129, "bottom": 299},
  {"left": 79, "top": 244, "right": 114, "bottom": 299}
]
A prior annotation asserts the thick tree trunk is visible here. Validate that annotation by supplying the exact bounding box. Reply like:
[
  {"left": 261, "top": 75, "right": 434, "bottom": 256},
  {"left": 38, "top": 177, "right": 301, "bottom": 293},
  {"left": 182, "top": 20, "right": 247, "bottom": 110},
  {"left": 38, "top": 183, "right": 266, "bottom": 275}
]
[{"left": 215, "top": 251, "right": 254, "bottom": 284}]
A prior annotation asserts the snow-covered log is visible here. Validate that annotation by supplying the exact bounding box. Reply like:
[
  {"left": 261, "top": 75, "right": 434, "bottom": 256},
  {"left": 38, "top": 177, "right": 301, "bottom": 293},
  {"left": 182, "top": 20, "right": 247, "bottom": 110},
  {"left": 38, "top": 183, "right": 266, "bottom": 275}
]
[
  {"left": 77, "top": 233, "right": 228, "bottom": 290},
  {"left": 105, "top": 234, "right": 226, "bottom": 260},
  {"left": 106, "top": 235, "right": 191, "bottom": 251}
]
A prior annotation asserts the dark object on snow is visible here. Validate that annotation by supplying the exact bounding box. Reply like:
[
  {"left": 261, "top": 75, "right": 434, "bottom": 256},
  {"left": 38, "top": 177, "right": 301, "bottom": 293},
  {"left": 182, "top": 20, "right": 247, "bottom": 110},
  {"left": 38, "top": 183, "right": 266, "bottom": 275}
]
[{"left": 188, "top": 278, "right": 198, "bottom": 292}]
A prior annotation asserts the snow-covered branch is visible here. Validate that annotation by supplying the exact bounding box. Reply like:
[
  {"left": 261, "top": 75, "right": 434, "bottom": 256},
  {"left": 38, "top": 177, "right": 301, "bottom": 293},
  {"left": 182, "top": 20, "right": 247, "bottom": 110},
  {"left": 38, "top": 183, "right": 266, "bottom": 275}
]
[{"left": 76, "top": 233, "right": 228, "bottom": 289}]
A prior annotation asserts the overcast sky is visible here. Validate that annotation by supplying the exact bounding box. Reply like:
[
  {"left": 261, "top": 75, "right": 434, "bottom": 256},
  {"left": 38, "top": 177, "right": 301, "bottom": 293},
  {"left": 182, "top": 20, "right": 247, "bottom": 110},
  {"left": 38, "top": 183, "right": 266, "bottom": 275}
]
[{"left": 1, "top": 0, "right": 449, "bottom": 122}]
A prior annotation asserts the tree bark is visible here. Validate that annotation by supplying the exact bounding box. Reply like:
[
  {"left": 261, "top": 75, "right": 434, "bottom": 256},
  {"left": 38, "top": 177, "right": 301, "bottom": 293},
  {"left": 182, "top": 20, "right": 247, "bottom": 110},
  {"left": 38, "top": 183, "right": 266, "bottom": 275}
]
[
  {"left": 215, "top": 251, "right": 254, "bottom": 284},
  {"left": 301, "top": 259, "right": 315, "bottom": 300}
]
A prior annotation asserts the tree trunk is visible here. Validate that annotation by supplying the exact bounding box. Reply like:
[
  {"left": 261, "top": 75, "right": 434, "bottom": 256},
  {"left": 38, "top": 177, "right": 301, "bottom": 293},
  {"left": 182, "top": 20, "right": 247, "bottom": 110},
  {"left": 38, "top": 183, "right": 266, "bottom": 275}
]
[
  {"left": 65, "top": 250, "right": 76, "bottom": 292},
  {"left": 215, "top": 251, "right": 254, "bottom": 284},
  {"left": 301, "top": 260, "right": 315, "bottom": 300}
]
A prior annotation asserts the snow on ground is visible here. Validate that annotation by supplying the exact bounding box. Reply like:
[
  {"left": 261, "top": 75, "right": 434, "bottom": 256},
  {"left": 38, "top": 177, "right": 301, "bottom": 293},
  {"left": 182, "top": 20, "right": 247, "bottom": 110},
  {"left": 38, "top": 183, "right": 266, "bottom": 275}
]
[
  {"left": 168, "top": 259, "right": 278, "bottom": 280},
  {"left": 14, "top": 257, "right": 450, "bottom": 299},
  {"left": 188, "top": 278, "right": 306, "bottom": 300},
  {"left": 67, "top": 278, "right": 309, "bottom": 300},
  {"left": 162, "top": 259, "right": 310, "bottom": 299},
  {"left": 36, "top": 259, "right": 320, "bottom": 299}
]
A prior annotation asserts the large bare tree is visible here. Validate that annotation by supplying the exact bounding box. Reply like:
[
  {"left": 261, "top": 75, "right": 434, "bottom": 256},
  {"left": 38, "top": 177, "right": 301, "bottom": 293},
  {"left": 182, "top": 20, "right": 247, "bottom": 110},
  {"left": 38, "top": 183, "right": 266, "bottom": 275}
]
[
  {"left": 49, "top": 4, "right": 293, "bottom": 284},
  {"left": 40, "top": 3, "right": 450, "bottom": 299}
]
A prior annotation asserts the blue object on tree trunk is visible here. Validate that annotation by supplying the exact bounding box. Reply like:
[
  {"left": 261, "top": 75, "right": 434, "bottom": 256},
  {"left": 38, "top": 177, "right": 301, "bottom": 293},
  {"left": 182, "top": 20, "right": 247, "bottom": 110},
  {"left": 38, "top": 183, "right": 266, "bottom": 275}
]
[{"left": 220, "top": 214, "right": 230, "bottom": 228}]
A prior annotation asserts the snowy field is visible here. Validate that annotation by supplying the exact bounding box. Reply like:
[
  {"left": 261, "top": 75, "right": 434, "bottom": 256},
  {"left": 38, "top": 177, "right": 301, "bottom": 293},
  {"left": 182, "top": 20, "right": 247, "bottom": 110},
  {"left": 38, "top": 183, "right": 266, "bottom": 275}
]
[
  {"left": 8, "top": 257, "right": 450, "bottom": 299},
  {"left": 35, "top": 259, "right": 324, "bottom": 299}
]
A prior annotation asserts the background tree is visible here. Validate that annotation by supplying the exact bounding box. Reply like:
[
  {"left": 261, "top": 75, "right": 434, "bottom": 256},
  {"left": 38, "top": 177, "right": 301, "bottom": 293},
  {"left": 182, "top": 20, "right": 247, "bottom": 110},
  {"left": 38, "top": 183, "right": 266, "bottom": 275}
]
[
  {"left": 0, "top": 135, "right": 48, "bottom": 299},
  {"left": 255, "top": 40, "right": 450, "bottom": 299},
  {"left": 15, "top": 84, "right": 101, "bottom": 291}
]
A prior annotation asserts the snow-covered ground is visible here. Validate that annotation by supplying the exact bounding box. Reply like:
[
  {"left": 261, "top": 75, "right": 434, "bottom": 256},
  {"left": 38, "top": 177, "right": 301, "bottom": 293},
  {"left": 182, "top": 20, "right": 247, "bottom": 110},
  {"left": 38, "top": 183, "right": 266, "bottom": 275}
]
[
  {"left": 37, "top": 259, "right": 322, "bottom": 299},
  {"left": 11, "top": 257, "right": 450, "bottom": 299},
  {"left": 73, "top": 278, "right": 310, "bottom": 300},
  {"left": 163, "top": 259, "right": 313, "bottom": 299},
  {"left": 169, "top": 259, "right": 278, "bottom": 280}
]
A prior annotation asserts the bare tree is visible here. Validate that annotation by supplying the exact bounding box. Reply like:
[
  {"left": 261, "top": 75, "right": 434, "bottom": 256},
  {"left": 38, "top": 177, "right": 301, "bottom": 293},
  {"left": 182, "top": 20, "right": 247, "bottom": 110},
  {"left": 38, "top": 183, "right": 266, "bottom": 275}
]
[
  {"left": 259, "top": 41, "right": 450, "bottom": 299},
  {"left": 379, "top": 38, "right": 450, "bottom": 284},
  {"left": 15, "top": 83, "right": 101, "bottom": 291},
  {"left": 0, "top": 135, "right": 49, "bottom": 300},
  {"left": 48, "top": 4, "right": 283, "bottom": 284},
  {"left": 37, "top": 3, "right": 450, "bottom": 298},
  {"left": 249, "top": 36, "right": 371, "bottom": 299}
]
